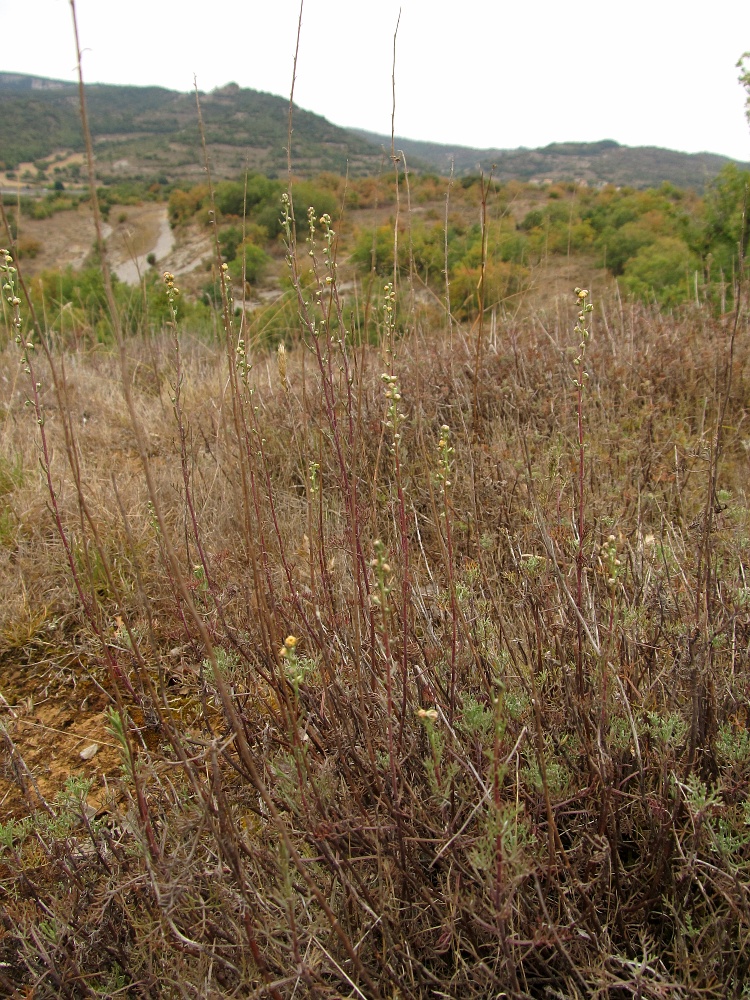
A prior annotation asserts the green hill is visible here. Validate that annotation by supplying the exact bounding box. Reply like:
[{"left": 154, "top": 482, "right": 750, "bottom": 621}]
[
  {"left": 351, "top": 129, "right": 750, "bottom": 190},
  {"left": 0, "top": 73, "right": 384, "bottom": 180}
]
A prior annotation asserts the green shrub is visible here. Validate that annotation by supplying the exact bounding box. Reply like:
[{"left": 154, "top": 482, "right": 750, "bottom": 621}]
[
  {"left": 621, "top": 236, "right": 700, "bottom": 307},
  {"left": 229, "top": 240, "right": 270, "bottom": 285}
]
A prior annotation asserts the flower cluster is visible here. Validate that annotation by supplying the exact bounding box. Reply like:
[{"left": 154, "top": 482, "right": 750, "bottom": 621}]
[
  {"left": 281, "top": 192, "right": 294, "bottom": 268},
  {"left": 218, "top": 262, "right": 234, "bottom": 314},
  {"left": 572, "top": 287, "right": 593, "bottom": 389},
  {"left": 369, "top": 539, "right": 393, "bottom": 608},
  {"left": 1, "top": 248, "right": 22, "bottom": 336},
  {"left": 235, "top": 336, "right": 252, "bottom": 384},
  {"left": 381, "top": 372, "right": 405, "bottom": 452},
  {"left": 382, "top": 281, "right": 397, "bottom": 334},
  {"left": 436, "top": 424, "right": 454, "bottom": 502},
  {"left": 162, "top": 271, "right": 180, "bottom": 323},
  {"left": 320, "top": 212, "right": 335, "bottom": 287},
  {"left": 308, "top": 460, "right": 320, "bottom": 495},
  {"left": 599, "top": 534, "right": 622, "bottom": 588},
  {"left": 278, "top": 634, "right": 298, "bottom": 659}
]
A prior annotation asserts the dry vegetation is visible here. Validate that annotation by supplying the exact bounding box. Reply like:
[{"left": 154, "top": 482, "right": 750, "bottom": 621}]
[
  {"left": 1, "top": 30, "right": 750, "bottom": 999},
  {"left": 1, "top": 220, "right": 750, "bottom": 995}
]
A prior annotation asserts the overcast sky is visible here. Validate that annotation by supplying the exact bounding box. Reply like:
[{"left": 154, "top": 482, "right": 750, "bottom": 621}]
[{"left": 2, "top": 0, "right": 750, "bottom": 161}]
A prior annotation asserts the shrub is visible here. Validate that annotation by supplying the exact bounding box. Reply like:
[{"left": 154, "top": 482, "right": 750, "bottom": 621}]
[
  {"left": 16, "top": 237, "right": 41, "bottom": 260},
  {"left": 621, "top": 235, "right": 700, "bottom": 307},
  {"left": 229, "top": 239, "right": 270, "bottom": 284}
]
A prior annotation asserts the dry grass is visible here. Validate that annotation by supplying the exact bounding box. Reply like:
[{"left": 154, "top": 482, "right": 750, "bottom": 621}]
[{"left": 1, "top": 226, "right": 750, "bottom": 997}]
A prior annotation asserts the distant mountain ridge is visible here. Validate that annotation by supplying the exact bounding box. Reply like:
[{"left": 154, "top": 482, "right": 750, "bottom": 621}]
[
  {"left": 351, "top": 129, "right": 750, "bottom": 191},
  {"left": 1, "top": 73, "right": 747, "bottom": 190},
  {"left": 0, "top": 72, "right": 69, "bottom": 91}
]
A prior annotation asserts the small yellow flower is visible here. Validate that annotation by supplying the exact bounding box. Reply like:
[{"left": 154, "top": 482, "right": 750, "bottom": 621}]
[
  {"left": 284, "top": 635, "right": 298, "bottom": 649},
  {"left": 417, "top": 707, "right": 438, "bottom": 720}
]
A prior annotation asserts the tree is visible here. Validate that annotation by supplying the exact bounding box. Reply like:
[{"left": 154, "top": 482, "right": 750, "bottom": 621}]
[
  {"left": 739, "top": 53, "right": 750, "bottom": 129},
  {"left": 702, "top": 164, "right": 750, "bottom": 272}
]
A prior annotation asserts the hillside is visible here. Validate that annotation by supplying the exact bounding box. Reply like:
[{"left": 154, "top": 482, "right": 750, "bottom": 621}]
[
  {"left": 3, "top": 73, "right": 750, "bottom": 191},
  {"left": 352, "top": 128, "right": 750, "bottom": 190},
  {"left": 0, "top": 73, "right": 384, "bottom": 180}
]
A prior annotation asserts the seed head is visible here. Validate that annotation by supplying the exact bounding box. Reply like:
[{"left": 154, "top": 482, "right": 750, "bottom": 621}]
[{"left": 277, "top": 342, "right": 289, "bottom": 392}]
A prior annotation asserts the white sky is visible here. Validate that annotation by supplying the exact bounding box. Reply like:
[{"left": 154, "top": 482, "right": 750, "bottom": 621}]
[{"left": 1, "top": 0, "right": 749, "bottom": 162}]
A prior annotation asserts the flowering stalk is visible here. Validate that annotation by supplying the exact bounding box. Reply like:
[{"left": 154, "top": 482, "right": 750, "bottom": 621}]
[
  {"left": 285, "top": 198, "right": 373, "bottom": 659},
  {"left": 598, "top": 533, "right": 622, "bottom": 732},
  {"left": 573, "top": 287, "right": 593, "bottom": 699},
  {"left": 380, "top": 293, "right": 411, "bottom": 745},
  {"left": 437, "top": 424, "right": 459, "bottom": 723},
  {"left": 1, "top": 247, "right": 22, "bottom": 340},
  {"left": 370, "top": 539, "right": 399, "bottom": 804}
]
